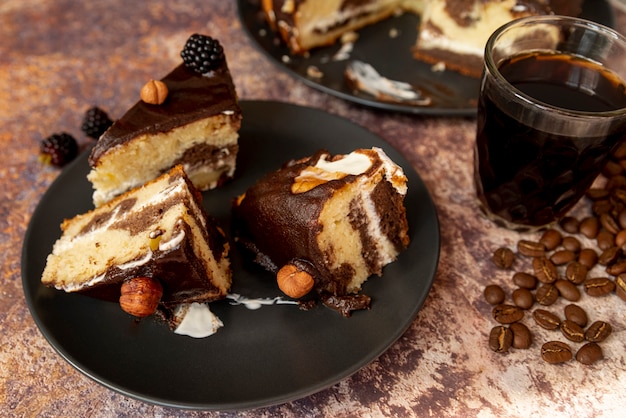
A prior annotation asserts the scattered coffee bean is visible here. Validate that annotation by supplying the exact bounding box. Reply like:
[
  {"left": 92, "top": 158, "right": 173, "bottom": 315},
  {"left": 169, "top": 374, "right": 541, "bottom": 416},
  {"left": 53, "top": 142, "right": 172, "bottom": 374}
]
[
  {"left": 615, "top": 229, "right": 626, "bottom": 247},
  {"left": 541, "top": 341, "right": 572, "bottom": 364},
  {"left": 600, "top": 213, "right": 620, "bottom": 234},
  {"left": 533, "top": 309, "right": 561, "bottom": 330},
  {"left": 489, "top": 326, "right": 513, "bottom": 353},
  {"left": 596, "top": 230, "right": 615, "bottom": 250},
  {"left": 560, "top": 319, "right": 585, "bottom": 343},
  {"left": 517, "top": 240, "right": 545, "bottom": 257},
  {"left": 484, "top": 284, "right": 506, "bottom": 305},
  {"left": 586, "top": 188, "right": 609, "bottom": 200},
  {"left": 533, "top": 257, "right": 558, "bottom": 284},
  {"left": 606, "top": 175, "right": 626, "bottom": 190},
  {"left": 585, "top": 321, "right": 612, "bottom": 342},
  {"left": 603, "top": 160, "right": 623, "bottom": 177},
  {"left": 565, "top": 261, "right": 588, "bottom": 285},
  {"left": 564, "top": 304, "right": 588, "bottom": 328},
  {"left": 536, "top": 284, "right": 559, "bottom": 306},
  {"left": 561, "top": 236, "right": 582, "bottom": 253},
  {"left": 584, "top": 277, "right": 616, "bottom": 297},
  {"left": 605, "top": 259, "right": 626, "bottom": 276},
  {"left": 559, "top": 217, "right": 580, "bottom": 234},
  {"left": 579, "top": 216, "right": 600, "bottom": 238},
  {"left": 554, "top": 279, "right": 580, "bottom": 302},
  {"left": 619, "top": 210, "right": 626, "bottom": 229},
  {"left": 576, "top": 342, "right": 604, "bottom": 365},
  {"left": 512, "top": 288, "right": 534, "bottom": 309},
  {"left": 539, "top": 229, "right": 562, "bottom": 251},
  {"left": 549, "top": 249, "right": 576, "bottom": 266},
  {"left": 509, "top": 322, "right": 532, "bottom": 349},
  {"left": 512, "top": 272, "right": 538, "bottom": 289},
  {"left": 592, "top": 199, "right": 613, "bottom": 216},
  {"left": 598, "top": 246, "right": 620, "bottom": 266},
  {"left": 615, "top": 274, "right": 626, "bottom": 302},
  {"left": 493, "top": 247, "right": 515, "bottom": 269},
  {"left": 578, "top": 248, "right": 598, "bottom": 269},
  {"left": 492, "top": 304, "right": 524, "bottom": 324}
]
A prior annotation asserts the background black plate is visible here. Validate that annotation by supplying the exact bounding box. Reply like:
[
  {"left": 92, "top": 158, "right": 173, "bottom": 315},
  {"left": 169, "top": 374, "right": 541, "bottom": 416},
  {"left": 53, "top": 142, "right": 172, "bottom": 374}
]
[
  {"left": 22, "top": 101, "right": 440, "bottom": 410},
  {"left": 238, "top": 0, "right": 615, "bottom": 116}
]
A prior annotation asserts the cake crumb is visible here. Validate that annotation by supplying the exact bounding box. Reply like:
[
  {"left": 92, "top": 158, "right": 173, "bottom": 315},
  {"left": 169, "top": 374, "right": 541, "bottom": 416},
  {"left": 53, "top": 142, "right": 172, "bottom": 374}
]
[
  {"left": 389, "top": 28, "right": 399, "bottom": 38},
  {"left": 431, "top": 62, "right": 446, "bottom": 72},
  {"left": 307, "top": 65, "right": 324, "bottom": 79}
]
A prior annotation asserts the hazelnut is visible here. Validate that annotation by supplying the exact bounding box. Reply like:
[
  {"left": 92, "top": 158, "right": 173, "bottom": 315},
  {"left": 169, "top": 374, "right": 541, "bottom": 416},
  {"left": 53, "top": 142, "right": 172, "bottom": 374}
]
[
  {"left": 140, "top": 79, "right": 168, "bottom": 105},
  {"left": 119, "top": 277, "right": 163, "bottom": 317},
  {"left": 276, "top": 263, "right": 314, "bottom": 298}
]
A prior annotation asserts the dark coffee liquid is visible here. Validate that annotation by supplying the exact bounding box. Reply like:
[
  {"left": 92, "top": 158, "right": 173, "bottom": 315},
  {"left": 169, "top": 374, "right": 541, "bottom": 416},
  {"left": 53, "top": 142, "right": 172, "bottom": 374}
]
[{"left": 475, "top": 52, "right": 626, "bottom": 228}]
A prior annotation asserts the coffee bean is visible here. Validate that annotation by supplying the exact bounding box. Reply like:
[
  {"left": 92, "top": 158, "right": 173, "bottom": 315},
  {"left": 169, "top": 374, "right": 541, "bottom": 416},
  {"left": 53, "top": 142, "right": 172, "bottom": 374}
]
[
  {"left": 564, "top": 304, "right": 588, "bottom": 327},
  {"left": 541, "top": 341, "right": 572, "bottom": 364},
  {"left": 560, "top": 217, "right": 580, "bottom": 234},
  {"left": 607, "top": 174, "right": 626, "bottom": 190},
  {"left": 585, "top": 321, "right": 612, "bottom": 342},
  {"left": 576, "top": 342, "right": 604, "bottom": 365},
  {"left": 584, "top": 277, "right": 616, "bottom": 297},
  {"left": 533, "top": 257, "right": 558, "bottom": 284},
  {"left": 615, "top": 229, "right": 626, "bottom": 247},
  {"left": 616, "top": 274, "right": 626, "bottom": 302},
  {"left": 603, "top": 160, "right": 623, "bottom": 177},
  {"left": 592, "top": 199, "right": 613, "bottom": 216},
  {"left": 539, "top": 229, "right": 562, "bottom": 251},
  {"left": 489, "top": 325, "right": 513, "bottom": 353},
  {"left": 492, "top": 304, "right": 524, "bottom": 324},
  {"left": 554, "top": 279, "right": 581, "bottom": 302},
  {"left": 598, "top": 246, "right": 620, "bottom": 266},
  {"left": 586, "top": 188, "right": 609, "bottom": 200},
  {"left": 565, "top": 262, "right": 588, "bottom": 285},
  {"left": 560, "top": 319, "right": 585, "bottom": 342},
  {"left": 512, "top": 272, "right": 538, "bottom": 289},
  {"left": 512, "top": 288, "right": 534, "bottom": 309},
  {"left": 493, "top": 247, "right": 515, "bottom": 269},
  {"left": 517, "top": 240, "right": 545, "bottom": 257},
  {"left": 578, "top": 248, "right": 598, "bottom": 269},
  {"left": 596, "top": 230, "right": 615, "bottom": 251},
  {"left": 509, "top": 322, "right": 532, "bottom": 349},
  {"left": 579, "top": 216, "right": 600, "bottom": 238},
  {"left": 606, "top": 259, "right": 626, "bottom": 276},
  {"left": 484, "top": 284, "right": 506, "bottom": 305},
  {"left": 600, "top": 213, "right": 620, "bottom": 234},
  {"left": 619, "top": 210, "right": 626, "bottom": 229},
  {"left": 536, "top": 284, "right": 559, "bottom": 306},
  {"left": 550, "top": 250, "right": 576, "bottom": 266},
  {"left": 561, "top": 236, "right": 582, "bottom": 253},
  {"left": 533, "top": 309, "right": 561, "bottom": 330}
]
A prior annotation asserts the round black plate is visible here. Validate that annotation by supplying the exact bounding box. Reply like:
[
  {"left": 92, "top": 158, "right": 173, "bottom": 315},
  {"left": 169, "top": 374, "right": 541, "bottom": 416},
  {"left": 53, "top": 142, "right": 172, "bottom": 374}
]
[
  {"left": 22, "top": 101, "right": 440, "bottom": 410},
  {"left": 237, "top": 0, "right": 615, "bottom": 116}
]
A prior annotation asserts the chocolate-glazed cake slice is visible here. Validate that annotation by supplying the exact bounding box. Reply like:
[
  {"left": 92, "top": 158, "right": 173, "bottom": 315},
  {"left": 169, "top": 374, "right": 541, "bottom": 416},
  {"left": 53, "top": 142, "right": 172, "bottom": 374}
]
[
  {"left": 42, "top": 166, "right": 231, "bottom": 316},
  {"left": 233, "top": 148, "right": 410, "bottom": 315},
  {"left": 88, "top": 35, "right": 241, "bottom": 207}
]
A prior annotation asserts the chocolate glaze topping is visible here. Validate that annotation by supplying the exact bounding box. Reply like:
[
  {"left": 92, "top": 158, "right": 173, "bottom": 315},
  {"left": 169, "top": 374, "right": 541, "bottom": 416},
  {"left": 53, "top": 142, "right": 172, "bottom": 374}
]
[
  {"left": 233, "top": 149, "right": 408, "bottom": 297},
  {"left": 89, "top": 61, "right": 241, "bottom": 166}
]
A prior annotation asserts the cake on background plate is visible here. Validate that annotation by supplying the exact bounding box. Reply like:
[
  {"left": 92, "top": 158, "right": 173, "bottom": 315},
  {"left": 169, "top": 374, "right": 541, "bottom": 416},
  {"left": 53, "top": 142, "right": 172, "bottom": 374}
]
[{"left": 261, "top": 0, "right": 583, "bottom": 76}]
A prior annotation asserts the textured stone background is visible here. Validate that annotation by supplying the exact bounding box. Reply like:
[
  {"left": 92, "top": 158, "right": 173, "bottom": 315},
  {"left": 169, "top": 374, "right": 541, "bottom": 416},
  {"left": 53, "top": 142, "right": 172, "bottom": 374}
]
[{"left": 1, "top": 1, "right": 625, "bottom": 416}]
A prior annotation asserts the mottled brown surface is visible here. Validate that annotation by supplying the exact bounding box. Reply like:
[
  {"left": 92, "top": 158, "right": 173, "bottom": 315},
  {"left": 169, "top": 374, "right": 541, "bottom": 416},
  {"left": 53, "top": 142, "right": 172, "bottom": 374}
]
[{"left": 1, "top": 1, "right": 625, "bottom": 417}]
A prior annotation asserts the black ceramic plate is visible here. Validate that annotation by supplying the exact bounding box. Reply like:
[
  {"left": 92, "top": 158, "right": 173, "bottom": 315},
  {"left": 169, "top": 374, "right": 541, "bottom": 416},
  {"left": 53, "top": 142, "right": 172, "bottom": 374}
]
[
  {"left": 22, "top": 101, "right": 440, "bottom": 410},
  {"left": 238, "top": 0, "right": 615, "bottom": 116}
]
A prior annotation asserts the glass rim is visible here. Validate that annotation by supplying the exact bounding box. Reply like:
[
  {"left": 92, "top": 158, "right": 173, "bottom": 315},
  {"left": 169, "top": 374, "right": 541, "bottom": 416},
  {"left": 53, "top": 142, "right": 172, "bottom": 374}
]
[{"left": 484, "top": 15, "right": 626, "bottom": 118}]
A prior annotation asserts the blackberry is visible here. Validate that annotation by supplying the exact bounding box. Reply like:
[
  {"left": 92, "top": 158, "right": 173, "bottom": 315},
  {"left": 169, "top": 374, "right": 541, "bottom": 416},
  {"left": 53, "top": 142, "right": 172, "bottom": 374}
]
[
  {"left": 81, "top": 106, "right": 113, "bottom": 139},
  {"left": 180, "top": 34, "right": 224, "bottom": 74},
  {"left": 40, "top": 132, "right": 78, "bottom": 167}
]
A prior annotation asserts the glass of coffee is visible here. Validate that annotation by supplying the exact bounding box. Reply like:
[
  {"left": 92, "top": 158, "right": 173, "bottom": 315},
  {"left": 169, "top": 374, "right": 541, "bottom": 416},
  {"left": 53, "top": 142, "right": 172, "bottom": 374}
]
[{"left": 474, "top": 16, "right": 626, "bottom": 231}]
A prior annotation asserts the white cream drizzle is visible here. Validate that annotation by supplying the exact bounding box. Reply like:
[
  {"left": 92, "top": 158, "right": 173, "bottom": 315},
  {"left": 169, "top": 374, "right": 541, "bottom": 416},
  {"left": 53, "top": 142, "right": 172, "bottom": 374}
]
[
  {"left": 174, "top": 303, "right": 223, "bottom": 338},
  {"left": 158, "top": 228, "right": 185, "bottom": 252},
  {"left": 226, "top": 293, "right": 297, "bottom": 310}
]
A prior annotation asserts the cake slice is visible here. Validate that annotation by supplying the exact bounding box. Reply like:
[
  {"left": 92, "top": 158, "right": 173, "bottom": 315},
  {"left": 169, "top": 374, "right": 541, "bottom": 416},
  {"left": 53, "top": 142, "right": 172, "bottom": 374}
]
[
  {"left": 88, "top": 34, "right": 241, "bottom": 206},
  {"left": 232, "top": 147, "right": 410, "bottom": 314},
  {"left": 41, "top": 165, "right": 231, "bottom": 317}
]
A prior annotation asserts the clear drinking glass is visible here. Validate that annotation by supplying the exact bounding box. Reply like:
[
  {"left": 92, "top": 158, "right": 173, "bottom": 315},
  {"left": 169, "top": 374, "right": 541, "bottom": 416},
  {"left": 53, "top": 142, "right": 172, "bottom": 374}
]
[{"left": 474, "top": 16, "right": 626, "bottom": 231}]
